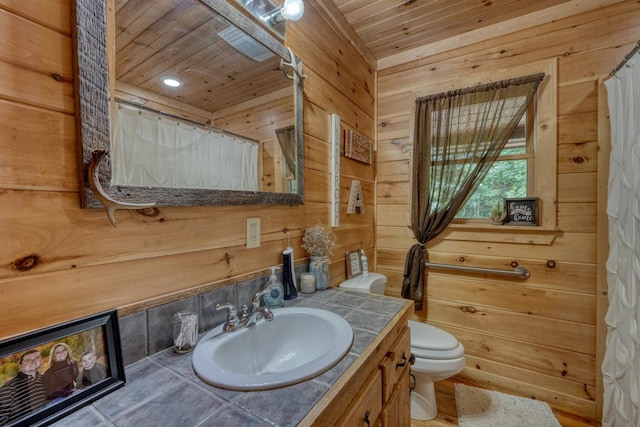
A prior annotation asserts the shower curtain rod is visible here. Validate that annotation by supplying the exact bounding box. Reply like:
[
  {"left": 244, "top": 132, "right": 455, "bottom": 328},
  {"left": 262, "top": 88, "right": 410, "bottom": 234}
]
[
  {"left": 609, "top": 40, "right": 640, "bottom": 77},
  {"left": 424, "top": 262, "right": 530, "bottom": 279},
  {"left": 114, "top": 98, "right": 260, "bottom": 143}
]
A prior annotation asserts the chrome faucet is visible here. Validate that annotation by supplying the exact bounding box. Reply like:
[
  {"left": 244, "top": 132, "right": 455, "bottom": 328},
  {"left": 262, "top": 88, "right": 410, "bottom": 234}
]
[{"left": 215, "top": 289, "right": 274, "bottom": 333}]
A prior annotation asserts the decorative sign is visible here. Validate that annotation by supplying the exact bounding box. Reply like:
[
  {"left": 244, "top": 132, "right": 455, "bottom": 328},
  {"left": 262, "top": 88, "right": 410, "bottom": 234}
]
[
  {"left": 345, "top": 250, "right": 362, "bottom": 278},
  {"left": 504, "top": 197, "right": 539, "bottom": 226},
  {"left": 347, "top": 180, "right": 365, "bottom": 214},
  {"left": 330, "top": 114, "right": 341, "bottom": 227},
  {"left": 345, "top": 129, "right": 373, "bottom": 164}
]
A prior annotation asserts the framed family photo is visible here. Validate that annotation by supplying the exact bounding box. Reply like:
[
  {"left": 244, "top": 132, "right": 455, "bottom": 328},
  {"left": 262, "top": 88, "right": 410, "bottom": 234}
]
[{"left": 0, "top": 310, "right": 125, "bottom": 426}]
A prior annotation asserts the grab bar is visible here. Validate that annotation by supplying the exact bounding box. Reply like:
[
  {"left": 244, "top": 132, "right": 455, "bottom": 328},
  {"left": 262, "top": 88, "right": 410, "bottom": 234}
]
[{"left": 424, "top": 262, "right": 530, "bottom": 279}]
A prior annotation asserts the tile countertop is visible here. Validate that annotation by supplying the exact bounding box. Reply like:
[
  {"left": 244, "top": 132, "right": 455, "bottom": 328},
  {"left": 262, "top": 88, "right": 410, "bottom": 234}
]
[{"left": 53, "top": 289, "right": 412, "bottom": 427}]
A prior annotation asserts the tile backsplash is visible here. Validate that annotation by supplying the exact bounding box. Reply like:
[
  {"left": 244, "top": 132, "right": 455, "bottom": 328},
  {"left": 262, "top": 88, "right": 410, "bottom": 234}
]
[{"left": 118, "top": 264, "right": 308, "bottom": 366}]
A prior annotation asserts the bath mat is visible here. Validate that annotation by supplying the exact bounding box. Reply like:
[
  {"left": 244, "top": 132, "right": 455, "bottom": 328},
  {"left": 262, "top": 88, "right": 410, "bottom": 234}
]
[{"left": 454, "top": 383, "right": 561, "bottom": 427}]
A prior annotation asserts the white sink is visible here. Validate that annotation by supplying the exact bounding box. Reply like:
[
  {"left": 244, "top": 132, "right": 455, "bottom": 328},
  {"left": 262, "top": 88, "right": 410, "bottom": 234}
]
[{"left": 192, "top": 307, "right": 353, "bottom": 390}]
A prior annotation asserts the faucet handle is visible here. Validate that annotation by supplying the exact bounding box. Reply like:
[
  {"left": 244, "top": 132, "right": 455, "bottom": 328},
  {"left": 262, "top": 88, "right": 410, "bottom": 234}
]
[
  {"left": 215, "top": 303, "right": 239, "bottom": 331},
  {"left": 252, "top": 288, "right": 271, "bottom": 308},
  {"left": 216, "top": 302, "right": 236, "bottom": 315}
]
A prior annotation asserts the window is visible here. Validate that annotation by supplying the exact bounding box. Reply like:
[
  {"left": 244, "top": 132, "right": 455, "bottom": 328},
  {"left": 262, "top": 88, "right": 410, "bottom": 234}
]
[
  {"left": 456, "top": 103, "right": 535, "bottom": 219},
  {"left": 411, "top": 59, "right": 558, "bottom": 237}
]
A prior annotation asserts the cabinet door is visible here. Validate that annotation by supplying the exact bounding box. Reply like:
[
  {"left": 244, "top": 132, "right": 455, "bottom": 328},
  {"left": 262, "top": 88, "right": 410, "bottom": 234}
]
[
  {"left": 379, "top": 327, "right": 411, "bottom": 402},
  {"left": 379, "top": 327, "right": 411, "bottom": 426},
  {"left": 381, "top": 363, "right": 411, "bottom": 427},
  {"left": 335, "top": 370, "right": 383, "bottom": 427}
]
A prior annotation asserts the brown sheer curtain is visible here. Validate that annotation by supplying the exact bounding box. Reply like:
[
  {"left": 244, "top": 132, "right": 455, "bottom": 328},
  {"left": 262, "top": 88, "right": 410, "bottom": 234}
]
[
  {"left": 276, "top": 125, "right": 296, "bottom": 177},
  {"left": 402, "top": 73, "right": 544, "bottom": 310}
]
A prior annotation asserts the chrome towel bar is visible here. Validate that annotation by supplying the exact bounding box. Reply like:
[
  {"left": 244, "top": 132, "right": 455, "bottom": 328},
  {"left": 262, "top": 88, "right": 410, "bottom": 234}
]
[{"left": 424, "top": 262, "right": 530, "bottom": 279}]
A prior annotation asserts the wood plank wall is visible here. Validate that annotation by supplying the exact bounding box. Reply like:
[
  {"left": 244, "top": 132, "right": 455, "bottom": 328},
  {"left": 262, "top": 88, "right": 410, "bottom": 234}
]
[
  {"left": 0, "top": 0, "right": 375, "bottom": 340},
  {"left": 376, "top": 1, "right": 640, "bottom": 422}
]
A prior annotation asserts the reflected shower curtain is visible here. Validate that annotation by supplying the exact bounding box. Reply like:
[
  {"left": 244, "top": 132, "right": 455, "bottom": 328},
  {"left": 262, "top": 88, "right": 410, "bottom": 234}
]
[
  {"left": 602, "top": 46, "right": 640, "bottom": 427},
  {"left": 112, "top": 105, "right": 258, "bottom": 191}
]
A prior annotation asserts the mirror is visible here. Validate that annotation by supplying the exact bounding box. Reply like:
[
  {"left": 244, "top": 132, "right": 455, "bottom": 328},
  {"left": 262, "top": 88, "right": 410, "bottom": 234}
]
[{"left": 73, "top": 0, "right": 304, "bottom": 210}]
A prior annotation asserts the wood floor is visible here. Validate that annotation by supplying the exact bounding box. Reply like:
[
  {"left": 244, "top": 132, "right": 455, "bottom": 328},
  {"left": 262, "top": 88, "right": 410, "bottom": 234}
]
[{"left": 411, "top": 381, "right": 602, "bottom": 427}]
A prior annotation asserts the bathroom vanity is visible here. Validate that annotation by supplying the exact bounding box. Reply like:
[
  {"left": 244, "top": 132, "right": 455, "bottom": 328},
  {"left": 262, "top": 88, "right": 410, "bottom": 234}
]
[
  {"left": 52, "top": 289, "right": 412, "bottom": 426},
  {"left": 300, "top": 299, "right": 412, "bottom": 426}
]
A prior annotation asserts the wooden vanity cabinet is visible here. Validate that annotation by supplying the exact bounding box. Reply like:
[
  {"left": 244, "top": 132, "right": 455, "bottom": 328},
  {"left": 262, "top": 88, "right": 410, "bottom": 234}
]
[
  {"left": 299, "top": 302, "right": 413, "bottom": 427},
  {"left": 335, "top": 326, "right": 412, "bottom": 426}
]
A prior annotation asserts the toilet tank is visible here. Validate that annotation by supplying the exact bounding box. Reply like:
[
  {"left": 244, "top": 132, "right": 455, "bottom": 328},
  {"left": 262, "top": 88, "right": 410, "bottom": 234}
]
[{"left": 339, "top": 272, "right": 387, "bottom": 295}]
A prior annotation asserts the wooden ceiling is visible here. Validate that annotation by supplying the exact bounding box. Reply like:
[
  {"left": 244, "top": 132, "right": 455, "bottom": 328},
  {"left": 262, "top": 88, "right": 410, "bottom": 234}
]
[
  {"left": 114, "top": 0, "right": 291, "bottom": 117},
  {"left": 113, "top": 0, "right": 575, "bottom": 115},
  {"left": 329, "top": 0, "right": 573, "bottom": 60}
]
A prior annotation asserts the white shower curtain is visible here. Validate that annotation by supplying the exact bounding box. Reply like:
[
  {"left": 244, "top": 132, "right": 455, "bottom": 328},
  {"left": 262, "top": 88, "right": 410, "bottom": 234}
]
[
  {"left": 111, "top": 105, "right": 258, "bottom": 191},
  {"left": 602, "top": 48, "right": 640, "bottom": 427}
]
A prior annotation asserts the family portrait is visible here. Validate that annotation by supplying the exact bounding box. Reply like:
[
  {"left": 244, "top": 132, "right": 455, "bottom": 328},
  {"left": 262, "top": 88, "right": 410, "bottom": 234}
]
[{"left": 0, "top": 327, "right": 109, "bottom": 426}]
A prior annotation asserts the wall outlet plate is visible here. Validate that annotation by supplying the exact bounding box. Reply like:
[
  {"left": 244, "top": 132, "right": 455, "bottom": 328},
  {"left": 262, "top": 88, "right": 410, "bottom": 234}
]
[{"left": 246, "top": 218, "right": 260, "bottom": 248}]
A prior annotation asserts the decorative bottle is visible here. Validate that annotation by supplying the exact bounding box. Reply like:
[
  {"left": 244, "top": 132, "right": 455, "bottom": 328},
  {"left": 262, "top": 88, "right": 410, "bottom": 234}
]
[
  {"left": 262, "top": 267, "right": 284, "bottom": 308},
  {"left": 360, "top": 249, "right": 369, "bottom": 275},
  {"left": 282, "top": 247, "right": 298, "bottom": 300}
]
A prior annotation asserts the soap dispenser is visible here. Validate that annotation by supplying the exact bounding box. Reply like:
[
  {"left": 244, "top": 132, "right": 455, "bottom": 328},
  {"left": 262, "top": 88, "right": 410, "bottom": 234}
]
[
  {"left": 360, "top": 249, "right": 369, "bottom": 275},
  {"left": 263, "top": 267, "right": 284, "bottom": 308}
]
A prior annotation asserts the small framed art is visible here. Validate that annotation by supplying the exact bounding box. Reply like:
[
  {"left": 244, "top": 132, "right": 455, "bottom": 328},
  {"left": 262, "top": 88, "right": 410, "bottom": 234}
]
[
  {"left": 503, "top": 197, "right": 539, "bottom": 226},
  {"left": 345, "top": 250, "right": 362, "bottom": 279}
]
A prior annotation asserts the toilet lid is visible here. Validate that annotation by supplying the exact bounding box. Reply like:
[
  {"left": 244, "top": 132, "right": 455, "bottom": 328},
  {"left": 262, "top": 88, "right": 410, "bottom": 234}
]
[{"left": 408, "top": 320, "right": 460, "bottom": 351}]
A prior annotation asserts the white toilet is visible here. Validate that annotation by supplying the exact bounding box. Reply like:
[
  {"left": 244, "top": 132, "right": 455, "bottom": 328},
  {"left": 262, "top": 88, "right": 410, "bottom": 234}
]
[
  {"left": 408, "top": 319, "right": 465, "bottom": 420},
  {"left": 339, "top": 272, "right": 465, "bottom": 421}
]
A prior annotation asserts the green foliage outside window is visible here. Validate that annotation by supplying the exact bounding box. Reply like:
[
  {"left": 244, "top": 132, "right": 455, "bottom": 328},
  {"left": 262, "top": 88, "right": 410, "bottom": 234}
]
[{"left": 456, "top": 157, "right": 527, "bottom": 219}]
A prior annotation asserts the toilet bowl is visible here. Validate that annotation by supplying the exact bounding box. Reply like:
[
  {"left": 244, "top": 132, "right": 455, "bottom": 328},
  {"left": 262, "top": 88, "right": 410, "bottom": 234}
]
[
  {"left": 408, "top": 319, "right": 465, "bottom": 420},
  {"left": 339, "top": 271, "right": 466, "bottom": 421}
]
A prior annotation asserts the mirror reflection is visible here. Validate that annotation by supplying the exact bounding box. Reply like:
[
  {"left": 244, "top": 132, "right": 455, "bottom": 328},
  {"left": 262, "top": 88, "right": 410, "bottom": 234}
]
[
  {"left": 113, "top": 0, "right": 296, "bottom": 193},
  {"left": 74, "top": 0, "right": 304, "bottom": 209}
]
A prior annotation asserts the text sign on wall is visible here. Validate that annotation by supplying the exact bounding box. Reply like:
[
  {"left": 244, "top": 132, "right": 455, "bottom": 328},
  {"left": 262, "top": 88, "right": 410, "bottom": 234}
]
[
  {"left": 344, "top": 129, "right": 373, "bottom": 164},
  {"left": 504, "top": 197, "right": 539, "bottom": 226}
]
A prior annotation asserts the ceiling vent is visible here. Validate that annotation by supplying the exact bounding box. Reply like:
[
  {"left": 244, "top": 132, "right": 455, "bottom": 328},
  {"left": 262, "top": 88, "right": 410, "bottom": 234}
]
[{"left": 217, "top": 25, "right": 274, "bottom": 62}]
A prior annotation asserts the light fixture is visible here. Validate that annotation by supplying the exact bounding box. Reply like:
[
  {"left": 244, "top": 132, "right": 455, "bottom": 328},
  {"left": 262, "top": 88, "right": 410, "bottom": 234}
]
[
  {"left": 162, "top": 77, "right": 182, "bottom": 88},
  {"left": 281, "top": 0, "right": 304, "bottom": 21},
  {"left": 261, "top": 0, "right": 304, "bottom": 26}
]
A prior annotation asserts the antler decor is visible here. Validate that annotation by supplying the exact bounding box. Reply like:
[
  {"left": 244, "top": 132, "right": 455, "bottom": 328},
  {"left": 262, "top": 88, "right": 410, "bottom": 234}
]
[
  {"left": 88, "top": 149, "right": 156, "bottom": 227},
  {"left": 280, "top": 47, "right": 306, "bottom": 81}
]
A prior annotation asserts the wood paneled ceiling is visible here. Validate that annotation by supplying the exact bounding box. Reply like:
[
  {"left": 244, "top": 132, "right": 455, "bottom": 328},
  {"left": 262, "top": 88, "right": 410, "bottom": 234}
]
[
  {"left": 114, "top": 0, "right": 291, "bottom": 116},
  {"left": 329, "top": 0, "right": 573, "bottom": 60}
]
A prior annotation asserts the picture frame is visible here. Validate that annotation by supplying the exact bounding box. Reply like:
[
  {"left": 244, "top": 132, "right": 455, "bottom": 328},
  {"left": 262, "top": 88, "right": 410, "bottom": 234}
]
[
  {"left": 345, "top": 250, "right": 362, "bottom": 279},
  {"left": 0, "top": 310, "right": 125, "bottom": 426},
  {"left": 503, "top": 197, "right": 539, "bottom": 226}
]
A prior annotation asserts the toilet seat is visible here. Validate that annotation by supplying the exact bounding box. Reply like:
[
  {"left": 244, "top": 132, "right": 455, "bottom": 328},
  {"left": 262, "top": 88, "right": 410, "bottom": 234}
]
[{"left": 409, "top": 320, "right": 465, "bottom": 360}]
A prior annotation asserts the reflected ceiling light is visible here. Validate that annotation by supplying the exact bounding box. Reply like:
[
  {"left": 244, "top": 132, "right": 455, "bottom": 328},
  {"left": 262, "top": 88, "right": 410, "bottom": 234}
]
[
  {"left": 261, "top": 0, "right": 304, "bottom": 26},
  {"left": 162, "top": 77, "right": 182, "bottom": 87},
  {"left": 281, "top": 0, "right": 304, "bottom": 21}
]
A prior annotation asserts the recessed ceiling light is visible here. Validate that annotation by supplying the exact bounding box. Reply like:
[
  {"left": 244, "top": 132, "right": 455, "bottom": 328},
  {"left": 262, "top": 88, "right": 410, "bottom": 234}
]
[{"left": 162, "top": 77, "right": 182, "bottom": 87}]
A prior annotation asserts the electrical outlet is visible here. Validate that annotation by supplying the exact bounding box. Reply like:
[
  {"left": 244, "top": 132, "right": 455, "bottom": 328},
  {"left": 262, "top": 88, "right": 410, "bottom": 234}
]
[{"left": 246, "top": 218, "right": 260, "bottom": 248}]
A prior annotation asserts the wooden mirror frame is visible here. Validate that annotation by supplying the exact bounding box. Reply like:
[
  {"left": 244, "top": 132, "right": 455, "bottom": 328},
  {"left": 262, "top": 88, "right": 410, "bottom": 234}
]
[{"left": 72, "top": 0, "right": 304, "bottom": 212}]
